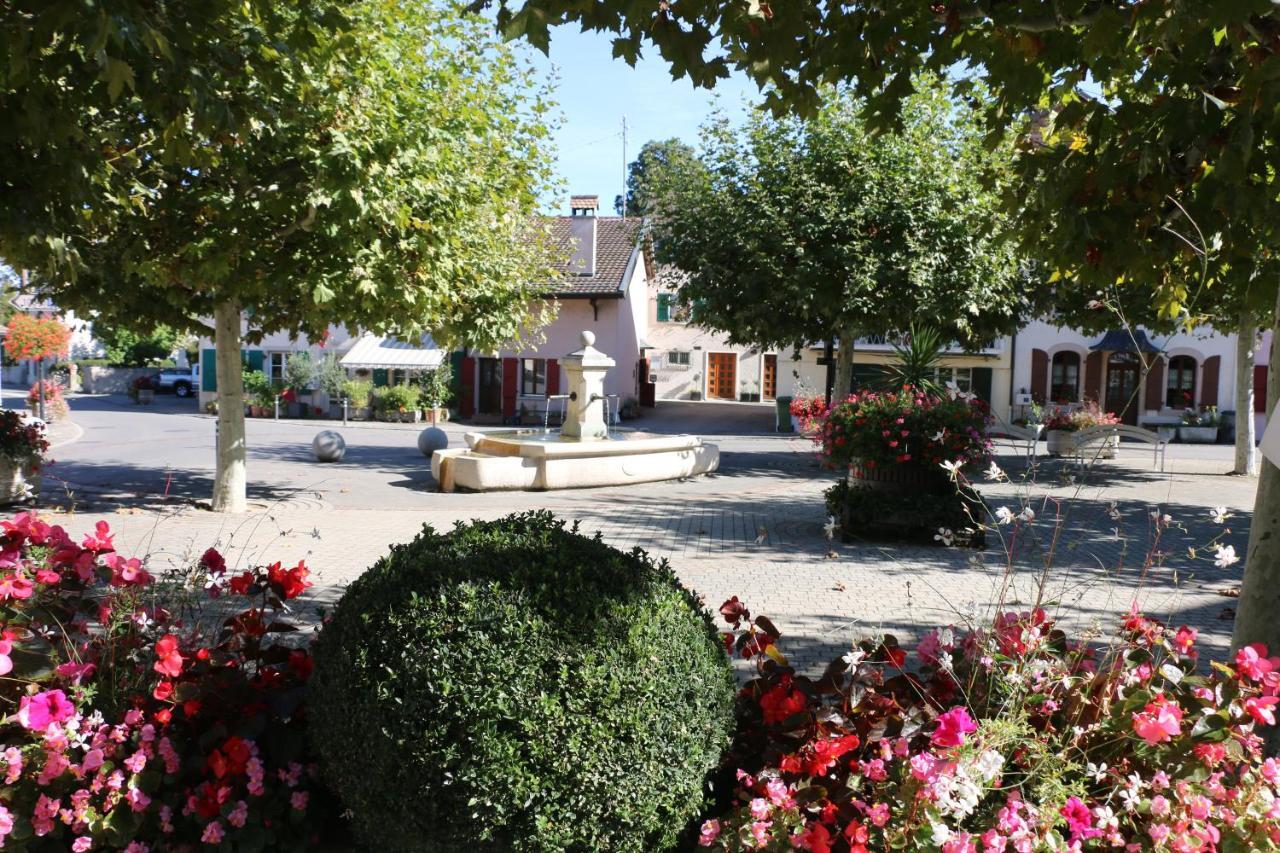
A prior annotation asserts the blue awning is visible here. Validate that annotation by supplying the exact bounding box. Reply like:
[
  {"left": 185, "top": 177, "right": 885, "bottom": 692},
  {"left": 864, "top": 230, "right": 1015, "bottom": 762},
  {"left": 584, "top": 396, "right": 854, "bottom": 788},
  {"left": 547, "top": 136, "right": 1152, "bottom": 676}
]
[{"left": 1089, "top": 329, "right": 1161, "bottom": 354}]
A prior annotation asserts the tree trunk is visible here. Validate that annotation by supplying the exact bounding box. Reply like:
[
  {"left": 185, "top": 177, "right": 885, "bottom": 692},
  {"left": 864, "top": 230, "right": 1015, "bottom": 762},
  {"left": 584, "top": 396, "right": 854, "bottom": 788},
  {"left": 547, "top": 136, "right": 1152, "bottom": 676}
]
[
  {"left": 1234, "top": 314, "right": 1258, "bottom": 476},
  {"left": 833, "top": 330, "right": 856, "bottom": 402},
  {"left": 211, "top": 300, "right": 248, "bottom": 513},
  {"left": 1233, "top": 291, "right": 1280, "bottom": 753}
]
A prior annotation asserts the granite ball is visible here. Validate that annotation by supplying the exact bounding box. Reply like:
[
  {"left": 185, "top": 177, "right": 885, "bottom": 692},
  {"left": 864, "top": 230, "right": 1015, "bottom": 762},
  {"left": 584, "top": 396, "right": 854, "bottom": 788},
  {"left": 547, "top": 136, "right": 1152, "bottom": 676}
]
[
  {"left": 417, "top": 426, "right": 449, "bottom": 457},
  {"left": 312, "top": 430, "right": 346, "bottom": 462}
]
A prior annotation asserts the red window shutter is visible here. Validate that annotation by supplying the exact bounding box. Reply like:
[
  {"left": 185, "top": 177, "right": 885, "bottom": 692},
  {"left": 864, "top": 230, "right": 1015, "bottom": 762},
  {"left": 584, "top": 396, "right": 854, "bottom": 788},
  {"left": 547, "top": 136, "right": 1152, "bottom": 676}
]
[
  {"left": 1143, "top": 357, "right": 1165, "bottom": 410},
  {"left": 546, "top": 360, "right": 560, "bottom": 396},
  {"left": 502, "top": 357, "right": 518, "bottom": 417},
  {"left": 1083, "top": 351, "right": 1103, "bottom": 404},
  {"left": 1030, "top": 349, "right": 1049, "bottom": 403},
  {"left": 1200, "top": 355, "right": 1220, "bottom": 409},
  {"left": 1255, "top": 365, "right": 1269, "bottom": 413},
  {"left": 459, "top": 356, "right": 475, "bottom": 418}
]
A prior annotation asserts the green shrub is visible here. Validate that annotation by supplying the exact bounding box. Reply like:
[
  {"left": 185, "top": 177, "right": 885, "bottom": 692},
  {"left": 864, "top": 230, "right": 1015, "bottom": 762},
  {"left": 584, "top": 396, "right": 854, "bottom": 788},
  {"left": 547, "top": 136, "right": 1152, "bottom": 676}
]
[
  {"left": 338, "top": 378, "right": 372, "bottom": 407},
  {"left": 370, "top": 383, "right": 417, "bottom": 413},
  {"left": 310, "top": 512, "right": 736, "bottom": 853},
  {"left": 315, "top": 354, "right": 348, "bottom": 396}
]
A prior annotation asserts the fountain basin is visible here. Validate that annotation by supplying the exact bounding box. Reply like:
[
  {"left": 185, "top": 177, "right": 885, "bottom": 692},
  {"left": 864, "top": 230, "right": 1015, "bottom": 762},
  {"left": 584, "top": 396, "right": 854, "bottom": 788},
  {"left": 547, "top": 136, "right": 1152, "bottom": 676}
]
[{"left": 432, "top": 430, "right": 719, "bottom": 492}]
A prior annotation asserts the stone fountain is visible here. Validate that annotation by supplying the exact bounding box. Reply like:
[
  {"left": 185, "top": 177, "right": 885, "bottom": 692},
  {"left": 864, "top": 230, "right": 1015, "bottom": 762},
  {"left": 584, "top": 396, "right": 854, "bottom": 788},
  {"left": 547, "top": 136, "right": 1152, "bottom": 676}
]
[{"left": 431, "top": 332, "right": 719, "bottom": 492}]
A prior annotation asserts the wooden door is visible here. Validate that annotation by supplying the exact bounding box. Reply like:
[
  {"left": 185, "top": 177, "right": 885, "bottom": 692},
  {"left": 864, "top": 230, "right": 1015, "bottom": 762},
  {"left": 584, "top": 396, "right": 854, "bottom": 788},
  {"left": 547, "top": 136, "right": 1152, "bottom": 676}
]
[
  {"left": 1105, "top": 354, "right": 1141, "bottom": 425},
  {"left": 478, "top": 357, "right": 503, "bottom": 415},
  {"left": 707, "top": 353, "right": 737, "bottom": 400},
  {"left": 763, "top": 354, "right": 777, "bottom": 400}
]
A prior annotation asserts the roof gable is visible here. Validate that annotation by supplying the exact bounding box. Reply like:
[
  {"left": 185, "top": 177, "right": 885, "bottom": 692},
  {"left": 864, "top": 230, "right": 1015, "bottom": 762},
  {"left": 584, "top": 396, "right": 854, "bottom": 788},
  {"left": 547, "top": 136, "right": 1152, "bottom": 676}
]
[{"left": 545, "top": 216, "right": 639, "bottom": 297}]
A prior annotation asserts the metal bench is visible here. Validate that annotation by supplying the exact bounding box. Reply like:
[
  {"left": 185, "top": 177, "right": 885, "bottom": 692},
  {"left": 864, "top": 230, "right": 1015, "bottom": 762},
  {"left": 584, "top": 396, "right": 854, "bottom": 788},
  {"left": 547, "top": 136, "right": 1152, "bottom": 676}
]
[
  {"left": 1074, "top": 423, "right": 1168, "bottom": 472},
  {"left": 987, "top": 420, "right": 1042, "bottom": 461}
]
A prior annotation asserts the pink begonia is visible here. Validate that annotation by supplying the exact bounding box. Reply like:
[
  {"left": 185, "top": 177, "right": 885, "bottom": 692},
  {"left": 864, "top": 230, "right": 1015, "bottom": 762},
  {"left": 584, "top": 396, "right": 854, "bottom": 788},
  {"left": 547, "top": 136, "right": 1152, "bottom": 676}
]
[
  {"left": 861, "top": 758, "right": 888, "bottom": 781},
  {"left": 126, "top": 786, "right": 151, "bottom": 812},
  {"left": 698, "top": 819, "right": 722, "bottom": 847},
  {"left": 765, "top": 778, "right": 794, "bottom": 808},
  {"left": 749, "top": 821, "right": 771, "bottom": 845},
  {"left": 124, "top": 844, "right": 150, "bottom": 853},
  {"left": 1132, "top": 695, "right": 1183, "bottom": 745},
  {"left": 290, "top": 791, "right": 308, "bottom": 811},
  {"left": 910, "top": 752, "right": 940, "bottom": 782},
  {"left": 2, "top": 746, "right": 22, "bottom": 783},
  {"left": 228, "top": 801, "right": 249, "bottom": 829},
  {"left": 0, "top": 634, "right": 12, "bottom": 676},
  {"left": 201, "top": 821, "right": 224, "bottom": 844},
  {"left": 1149, "top": 795, "right": 1170, "bottom": 817},
  {"left": 1244, "top": 695, "right": 1280, "bottom": 726},
  {"left": 1059, "top": 797, "right": 1101, "bottom": 841},
  {"left": 17, "top": 688, "right": 76, "bottom": 731},
  {"left": 1235, "top": 643, "right": 1277, "bottom": 682},
  {"left": 867, "top": 802, "right": 891, "bottom": 827},
  {"left": 749, "top": 798, "right": 771, "bottom": 819},
  {"left": 82, "top": 747, "right": 105, "bottom": 773},
  {"left": 932, "top": 706, "right": 978, "bottom": 748},
  {"left": 0, "top": 805, "right": 12, "bottom": 845},
  {"left": 72, "top": 836, "right": 93, "bottom": 852},
  {"left": 124, "top": 749, "right": 148, "bottom": 773}
]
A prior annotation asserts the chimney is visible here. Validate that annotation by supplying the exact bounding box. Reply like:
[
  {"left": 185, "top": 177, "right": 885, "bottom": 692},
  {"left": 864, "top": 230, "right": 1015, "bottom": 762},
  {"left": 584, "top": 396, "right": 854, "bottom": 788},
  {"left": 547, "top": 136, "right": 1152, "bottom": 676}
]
[{"left": 568, "top": 195, "right": 598, "bottom": 276}]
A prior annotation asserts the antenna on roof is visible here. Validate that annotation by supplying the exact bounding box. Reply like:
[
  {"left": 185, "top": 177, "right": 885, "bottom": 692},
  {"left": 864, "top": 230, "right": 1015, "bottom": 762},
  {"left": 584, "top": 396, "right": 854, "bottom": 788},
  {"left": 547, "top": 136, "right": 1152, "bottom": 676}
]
[{"left": 621, "top": 115, "right": 628, "bottom": 220}]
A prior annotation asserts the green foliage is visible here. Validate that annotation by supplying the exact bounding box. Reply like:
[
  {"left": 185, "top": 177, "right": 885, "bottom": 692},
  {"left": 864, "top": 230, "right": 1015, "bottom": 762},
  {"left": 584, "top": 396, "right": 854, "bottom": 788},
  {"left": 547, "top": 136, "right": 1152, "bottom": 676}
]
[
  {"left": 415, "top": 364, "right": 453, "bottom": 409},
  {"left": 648, "top": 80, "right": 1032, "bottom": 355},
  {"left": 310, "top": 512, "right": 736, "bottom": 853},
  {"left": 879, "top": 325, "right": 946, "bottom": 394},
  {"left": 615, "top": 138, "right": 699, "bottom": 216},
  {"left": 370, "top": 383, "right": 417, "bottom": 413},
  {"left": 240, "top": 369, "right": 276, "bottom": 408},
  {"left": 98, "top": 324, "right": 181, "bottom": 367},
  {"left": 339, "top": 379, "right": 372, "bottom": 408},
  {"left": 282, "top": 351, "right": 316, "bottom": 393},
  {"left": 314, "top": 354, "right": 348, "bottom": 397}
]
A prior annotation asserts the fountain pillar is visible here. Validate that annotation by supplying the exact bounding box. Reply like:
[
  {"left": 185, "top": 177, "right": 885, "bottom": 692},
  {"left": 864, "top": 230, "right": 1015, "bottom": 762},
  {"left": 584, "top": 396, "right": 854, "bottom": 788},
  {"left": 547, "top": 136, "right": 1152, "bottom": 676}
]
[{"left": 558, "top": 331, "right": 615, "bottom": 440}]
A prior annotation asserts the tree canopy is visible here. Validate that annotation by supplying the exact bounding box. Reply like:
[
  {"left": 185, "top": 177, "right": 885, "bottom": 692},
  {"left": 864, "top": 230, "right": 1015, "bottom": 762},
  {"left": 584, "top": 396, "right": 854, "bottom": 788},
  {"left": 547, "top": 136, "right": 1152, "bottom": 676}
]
[
  {"left": 614, "top": 138, "right": 698, "bottom": 217},
  {"left": 646, "top": 82, "right": 1032, "bottom": 392}
]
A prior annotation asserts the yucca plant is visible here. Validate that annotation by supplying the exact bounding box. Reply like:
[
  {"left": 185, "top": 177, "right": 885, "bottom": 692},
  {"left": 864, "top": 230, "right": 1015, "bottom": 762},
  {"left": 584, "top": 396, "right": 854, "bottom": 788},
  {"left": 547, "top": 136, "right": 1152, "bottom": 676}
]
[{"left": 878, "top": 324, "right": 946, "bottom": 394}]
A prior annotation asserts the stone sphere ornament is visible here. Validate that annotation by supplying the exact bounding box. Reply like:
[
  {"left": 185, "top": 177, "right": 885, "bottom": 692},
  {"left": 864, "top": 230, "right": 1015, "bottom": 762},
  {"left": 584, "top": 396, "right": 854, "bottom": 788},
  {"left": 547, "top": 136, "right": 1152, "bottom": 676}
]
[
  {"left": 417, "top": 427, "right": 449, "bottom": 457},
  {"left": 312, "top": 430, "right": 346, "bottom": 463}
]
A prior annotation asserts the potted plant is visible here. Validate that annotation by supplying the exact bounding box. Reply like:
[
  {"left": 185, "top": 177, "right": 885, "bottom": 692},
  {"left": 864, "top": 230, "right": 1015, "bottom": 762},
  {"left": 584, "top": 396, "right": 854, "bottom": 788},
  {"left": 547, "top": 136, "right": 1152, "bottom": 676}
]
[
  {"left": 241, "top": 369, "right": 272, "bottom": 417},
  {"left": 283, "top": 352, "right": 317, "bottom": 417},
  {"left": 1043, "top": 402, "right": 1121, "bottom": 456},
  {"left": 316, "top": 354, "right": 347, "bottom": 419},
  {"left": 739, "top": 379, "right": 761, "bottom": 403},
  {"left": 1178, "top": 406, "right": 1220, "bottom": 443},
  {"left": 373, "top": 384, "right": 419, "bottom": 422},
  {"left": 341, "top": 379, "right": 373, "bottom": 419},
  {"left": 0, "top": 409, "right": 48, "bottom": 505},
  {"left": 128, "top": 375, "right": 155, "bottom": 405},
  {"left": 689, "top": 374, "right": 703, "bottom": 401},
  {"left": 416, "top": 363, "right": 453, "bottom": 425}
]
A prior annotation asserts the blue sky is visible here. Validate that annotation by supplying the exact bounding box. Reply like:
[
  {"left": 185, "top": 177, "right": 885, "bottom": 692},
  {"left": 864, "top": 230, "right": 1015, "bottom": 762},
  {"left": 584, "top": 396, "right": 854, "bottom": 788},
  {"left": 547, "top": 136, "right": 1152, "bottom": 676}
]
[{"left": 525, "top": 26, "right": 759, "bottom": 214}]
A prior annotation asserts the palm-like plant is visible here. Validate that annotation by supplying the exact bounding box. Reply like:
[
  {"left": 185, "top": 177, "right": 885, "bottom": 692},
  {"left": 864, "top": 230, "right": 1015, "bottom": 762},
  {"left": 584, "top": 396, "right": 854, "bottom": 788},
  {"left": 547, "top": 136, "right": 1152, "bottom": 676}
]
[{"left": 878, "top": 325, "right": 946, "bottom": 394}]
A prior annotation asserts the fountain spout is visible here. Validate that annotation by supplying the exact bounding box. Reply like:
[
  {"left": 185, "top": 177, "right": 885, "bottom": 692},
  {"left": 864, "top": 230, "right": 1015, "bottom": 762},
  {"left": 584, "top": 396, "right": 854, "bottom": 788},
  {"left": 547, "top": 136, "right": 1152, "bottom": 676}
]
[{"left": 558, "top": 331, "right": 615, "bottom": 441}]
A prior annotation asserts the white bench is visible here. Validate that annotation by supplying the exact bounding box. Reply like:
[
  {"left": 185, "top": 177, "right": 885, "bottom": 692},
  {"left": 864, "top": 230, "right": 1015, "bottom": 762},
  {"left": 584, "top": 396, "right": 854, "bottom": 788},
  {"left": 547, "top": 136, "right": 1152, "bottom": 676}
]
[
  {"left": 1074, "top": 424, "right": 1167, "bottom": 471},
  {"left": 988, "top": 421, "right": 1042, "bottom": 460}
]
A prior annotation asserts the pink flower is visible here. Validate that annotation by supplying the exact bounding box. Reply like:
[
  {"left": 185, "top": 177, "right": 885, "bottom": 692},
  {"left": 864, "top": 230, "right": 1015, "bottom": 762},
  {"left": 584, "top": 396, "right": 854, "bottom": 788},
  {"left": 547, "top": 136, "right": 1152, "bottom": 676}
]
[
  {"left": 932, "top": 706, "right": 978, "bottom": 747},
  {"left": 1132, "top": 694, "right": 1183, "bottom": 745},
  {"left": 909, "top": 752, "right": 939, "bottom": 782},
  {"left": 0, "top": 634, "right": 12, "bottom": 676},
  {"left": 1060, "top": 796, "right": 1101, "bottom": 841},
  {"left": 0, "top": 571, "right": 34, "bottom": 599},
  {"left": 81, "top": 748, "right": 105, "bottom": 773},
  {"left": 81, "top": 520, "right": 114, "bottom": 552},
  {"left": 867, "top": 802, "right": 890, "bottom": 827},
  {"left": 17, "top": 689, "right": 76, "bottom": 731},
  {"left": 698, "top": 819, "right": 721, "bottom": 847},
  {"left": 750, "top": 821, "right": 771, "bottom": 845},
  {"left": 1172, "top": 626, "right": 1197, "bottom": 656},
  {"left": 0, "top": 805, "right": 11, "bottom": 844},
  {"left": 290, "top": 791, "right": 308, "bottom": 811},
  {"left": 749, "top": 798, "right": 771, "bottom": 819},
  {"left": 201, "top": 821, "right": 224, "bottom": 844},
  {"left": 1236, "top": 644, "right": 1278, "bottom": 682},
  {"left": 72, "top": 837, "right": 92, "bottom": 852},
  {"left": 228, "top": 801, "right": 249, "bottom": 828},
  {"left": 153, "top": 634, "right": 184, "bottom": 678},
  {"left": 765, "top": 778, "right": 794, "bottom": 808},
  {"left": 1245, "top": 696, "right": 1280, "bottom": 726}
]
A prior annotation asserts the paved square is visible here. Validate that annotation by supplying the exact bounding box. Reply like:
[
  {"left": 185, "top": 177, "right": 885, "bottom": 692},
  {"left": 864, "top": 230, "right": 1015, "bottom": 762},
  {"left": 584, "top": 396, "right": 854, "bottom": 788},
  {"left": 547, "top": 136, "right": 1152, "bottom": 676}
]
[{"left": 39, "top": 395, "right": 1256, "bottom": 673}]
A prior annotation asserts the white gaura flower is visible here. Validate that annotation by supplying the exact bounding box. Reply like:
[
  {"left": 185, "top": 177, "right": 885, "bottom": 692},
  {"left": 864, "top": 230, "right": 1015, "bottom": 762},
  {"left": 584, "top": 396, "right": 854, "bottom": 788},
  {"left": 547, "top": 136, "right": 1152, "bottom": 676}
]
[
  {"left": 842, "top": 649, "right": 866, "bottom": 669},
  {"left": 1210, "top": 506, "right": 1230, "bottom": 524},
  {"left": 1118, "top": 787, "right": 1142, "bottom": 813},
  {"left": 984, "top": 461, "right": 1005, "bottom": 482},
  {"left": 823, "top": 515, "right": 838, "bottom": 541},
  {"left": 1105, "top": 501, "right": 1122, "bottom": 522},
  {"left": 940, "top": 459, "right": 963, "bottom": 480},
  {"left": 935, "top": 527, "right": 954, "bottom": 546},
  {"left": 1018, "top": 507, "right": 1035, "bottom": 523},
  {"left": 931, "top": 430, "right": 946, "bottom": 442},
  {"left": 1213, "top": 544, "right": 1239, "bottom": 568},
  {"left": 1150, "top": 508, "right": 1171, "bottom": 525},
  {"left": 994, "top": 506, "right": 1014, "bottom": 525},
  {"left": 1086, "top": 762, "right": 1108, "bottom": 783}
]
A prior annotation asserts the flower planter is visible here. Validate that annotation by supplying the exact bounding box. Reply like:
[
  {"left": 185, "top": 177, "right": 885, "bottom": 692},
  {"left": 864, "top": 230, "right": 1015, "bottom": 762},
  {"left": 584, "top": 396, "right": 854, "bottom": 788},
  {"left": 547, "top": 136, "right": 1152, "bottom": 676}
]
[
  {"left": 1178, "top": 425, "right": 1218, "bottom": 444},
  {"left": 136, "top": 389, "right": 155, "bottom": 405},
  {"left": 353, "top": 406, "right": 372, "bottom": 421},
  {"left": 1143, "top": 423, "right": 1178, "bottom": 443},
  {"left": 0, "top": 458, "right": 33, "bottom": 506},
  {"left": 1046, "top": 429, "right": 1118, "bottom": 457},
  {"left": 846, "top": 458, "right": 951, "bottom": 497}
]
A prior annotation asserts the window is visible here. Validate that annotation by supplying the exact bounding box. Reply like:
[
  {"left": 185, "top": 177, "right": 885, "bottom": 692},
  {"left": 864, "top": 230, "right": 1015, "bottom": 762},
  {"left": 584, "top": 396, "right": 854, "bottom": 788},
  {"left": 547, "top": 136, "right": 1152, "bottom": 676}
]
[
  {"left": 1166, "top": 355, "right": 1196, "bottom": 408},
  {"left": 656, "top": 293, "right": 672, "bottom": 322},
  {"left": 657, "top": 293, "right": 691, "bottom": 323},
  {"left": 520, "top": 358, "right": 546, "bottom": 396},
  {"left": 933, "top": 367, "right": 973, "bottom": 392},
  {"left": 667, "top": 350, "right": 691, "bottom": 367},
  {"left": 1050, "top": 352, "right": 1080, "bottom": 403},
  {"left": 266, "top": 352, "right": 289, "bottom": 382}
]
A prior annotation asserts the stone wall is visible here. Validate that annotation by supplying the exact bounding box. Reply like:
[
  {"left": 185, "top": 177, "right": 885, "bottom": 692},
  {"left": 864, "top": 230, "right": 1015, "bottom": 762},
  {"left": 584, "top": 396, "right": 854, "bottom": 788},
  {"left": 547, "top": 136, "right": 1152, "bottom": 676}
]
[{"left": 80, "top": 367, "right": 157, "bottom": 394}]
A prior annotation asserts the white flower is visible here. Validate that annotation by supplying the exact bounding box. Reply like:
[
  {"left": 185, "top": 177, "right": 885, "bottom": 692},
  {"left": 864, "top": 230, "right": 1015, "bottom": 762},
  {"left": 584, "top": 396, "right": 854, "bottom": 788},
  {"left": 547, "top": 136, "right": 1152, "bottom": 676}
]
[
  {"left": 1118, "top": 787, "right": 1142, "bottom": 813},
  {"left": 1105, "top": 501, "right": 1122, "bottom": 521},
  {"left": 994, "top": 506, "right": 1014, "bottom": 525},
  {"left": 1213, "top": 544, "right": 1239, "bottom": 568},
  {"left": 984, "top": 461, "right": 1005, "bottom": 482},
  {"left": 934, "top": 527, "right": 954, "bottom": 546},
  {"left": 930, "top": 821, "right": 953, "bottom": 846},
  {"left": 937, "top": 627, "right": 955, "bottom": 648},
  {"left": 931, "top": 430, "right": 946, "bottom": 442},
  {"left": 823, "top": 515, "right": 838, "bottom": 541},
  {"left": 1210, "top": 506, "right": 1230, "bottom": 524},
  {"left": 1018, "top": 507, "right": 1036, "bottom": 523},
  {"left": 1086, "top": 762, "right": 1108, "bottom": 783},
  {"left": 940, "top": 459, "right": 963, "bottom": 480},
  {"left": 133, "top": 611, "right": 154, "bottom": 630},
  {"left": 1150, "top": 508, "right": 1171, "bottom": 525},
  {"left": 842, "top": 649, "right": 866, "bottom": 669}
]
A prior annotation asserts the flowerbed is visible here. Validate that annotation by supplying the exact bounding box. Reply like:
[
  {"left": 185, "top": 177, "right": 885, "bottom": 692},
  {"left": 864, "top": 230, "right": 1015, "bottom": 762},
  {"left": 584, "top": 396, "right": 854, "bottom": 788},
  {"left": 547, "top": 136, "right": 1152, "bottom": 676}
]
[
  {"left": 0, "top": 411, "right": 48, "bottom": 471},
  {"left": 818, "top": 387, "right": 991, "bottom": 472},
  {"left": 0, "top": 513, "right": 325, "bottom": 850},
  {"left": 1042, "top": 401, "right": 1120, "bottom": 432},
  {"left": 701, "top": 598, "right": 1280, "bottom": 851}
]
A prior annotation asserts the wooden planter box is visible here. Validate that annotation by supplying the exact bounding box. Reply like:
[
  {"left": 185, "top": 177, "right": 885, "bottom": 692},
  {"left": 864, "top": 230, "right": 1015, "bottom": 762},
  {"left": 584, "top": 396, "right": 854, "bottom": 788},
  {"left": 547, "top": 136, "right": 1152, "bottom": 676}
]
[{"left": 846, "top": 458, "right": 951, "bottom": 496}]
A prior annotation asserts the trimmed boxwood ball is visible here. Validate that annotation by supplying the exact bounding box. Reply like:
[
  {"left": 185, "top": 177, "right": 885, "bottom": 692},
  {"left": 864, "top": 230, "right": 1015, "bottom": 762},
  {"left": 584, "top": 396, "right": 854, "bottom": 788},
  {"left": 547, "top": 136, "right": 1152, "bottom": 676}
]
[{"left": 310, "top": 511, "right": 736, "bottom": 852}]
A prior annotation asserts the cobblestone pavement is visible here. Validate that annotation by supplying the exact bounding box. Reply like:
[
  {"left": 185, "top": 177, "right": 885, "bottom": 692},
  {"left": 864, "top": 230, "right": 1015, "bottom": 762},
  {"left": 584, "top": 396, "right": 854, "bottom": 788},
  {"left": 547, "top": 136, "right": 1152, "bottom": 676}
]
[{"left": 37, "top": 395, "right": 1260, "bottom": 674}]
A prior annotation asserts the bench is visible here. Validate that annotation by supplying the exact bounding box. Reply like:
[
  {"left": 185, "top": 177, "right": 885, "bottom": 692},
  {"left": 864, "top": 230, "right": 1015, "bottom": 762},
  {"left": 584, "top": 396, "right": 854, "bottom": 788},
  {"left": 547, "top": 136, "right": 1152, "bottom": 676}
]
[
  {"left": 1073, "top": 424, "right": 1167, "bottom": 471},
  {"left": 987, "top": 421, "right": 1042, "bottom": 461}
]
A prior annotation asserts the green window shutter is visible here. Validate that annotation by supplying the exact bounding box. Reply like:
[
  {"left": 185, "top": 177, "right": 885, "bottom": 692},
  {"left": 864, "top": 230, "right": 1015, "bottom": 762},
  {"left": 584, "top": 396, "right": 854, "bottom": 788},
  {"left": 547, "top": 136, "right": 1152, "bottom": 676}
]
[
  {"left": 372, "top": 368, "right": 389, "bottom": 387},
  {"left": 247, "top": 350, "right": 265, "bottom": 373},
  {"left": 201, "top": 348, "right": 218, "bottom": 392},
  {"left": 972, "top": 367, "right": 994, "bottom": 404},
  {"left": 657, "top": 294, "right": 671, "bottom": 322}
]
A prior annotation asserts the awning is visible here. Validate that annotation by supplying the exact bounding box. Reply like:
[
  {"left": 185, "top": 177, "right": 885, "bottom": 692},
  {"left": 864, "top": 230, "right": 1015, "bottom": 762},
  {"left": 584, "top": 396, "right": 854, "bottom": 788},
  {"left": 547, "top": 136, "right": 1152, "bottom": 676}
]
[
  {"left": 1089, "top": 329, "right": 1162, "bottom": 354},
  {"left": 339, "top": 333, "right": 445, "bottom": 370}
]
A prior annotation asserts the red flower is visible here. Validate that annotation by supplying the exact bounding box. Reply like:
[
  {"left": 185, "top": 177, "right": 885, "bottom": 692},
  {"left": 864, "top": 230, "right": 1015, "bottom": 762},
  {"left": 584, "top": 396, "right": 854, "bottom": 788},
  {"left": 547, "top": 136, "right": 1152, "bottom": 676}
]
[
  {"left": 719, "top": 596, "right": 750, "bottom": 626},
  {"left": 289, "top": 649, "right": 314, "bottom": 681},
  {"left": 803, "top": 734, "right": 860, "bottom": 776},
  {"left": 152, "top": 680, "right": 174, "bottom": 702},
  {"left": 884, "top": 646, "right": 906, "bottom": 668},
  {"left": 760, "top": 678, "right": 808, "bottom": 724},
  {"left": 228, "top": 571, "right": 255, "bottom": 595},
  {"left": 795, "top": 823, "right": 832, "bottom": 853},
  {"left": 267, "top": 560, "right": 311, "bottom": 600},
  {"left": 153, "top": 634, "right": 184, "bottom": 678},
  {"left": 200, "top": 547, "right": 227, "bottom": 575}
]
